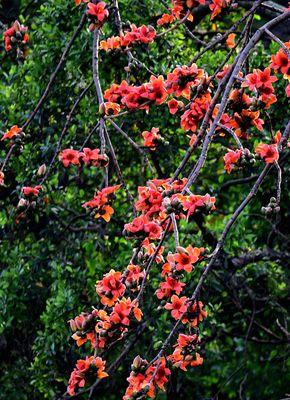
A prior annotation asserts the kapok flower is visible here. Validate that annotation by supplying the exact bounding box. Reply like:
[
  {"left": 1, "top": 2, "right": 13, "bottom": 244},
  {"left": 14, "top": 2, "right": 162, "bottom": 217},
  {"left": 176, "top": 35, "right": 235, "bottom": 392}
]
[
  {"left": 67, "top": 356, "right": 108, "bottom": 396},
  {"left": 59, "top": 149, "right": 81, "bottom": 167},
  {"left": 209, "top": 0, "right": 232, "bottom": 20},
  {"left": 156, "top": 276, "right": 185, "bottom": 299},
  {"left": 110, "top": 298, "right": 142, "bottom": 326},
  {"left": 1, "top": 125, "right": 22, "bottom": 141},
  {"left": 223, "top": 149, "right": 243, "bottom": 173},
  {"left": 22, "top": 185, "right": 42, "bottom": 197},
  {"left": 157, "top": 13, "right": 175, "bottom": 26},
  {"left": 167, "top": 98, "right": 184, "bottom": 114},
  {"left": 86, "top": 2, "right": 109, "bottom": 30},
  {"left": 182, "top": 300, "right": 207, "bottom": 327},
  {"left": 180, "top": 92, "right": 211, "bottom": 132},
  {"left": 255, "top": 143, "right": 279, "bottom": 164},
  {"left": 101, "top": 102, "right": 121, "bottom": 115},
  {"left": 243, "top": 67, "right": 277, "bottom": 92},
  {"left": 124, "top": 264, "right": 145, "bottom": 291},
  {"left": 96, "top": 269, "right": 126, "bottom": 306},
  {"left": 142, "top": 127, "right": 162, "bottom": 149},
  {"left": 0, "top": 172, "right": 4, "bottom": 186},
  {"left": 172, "top": 245, "right": 204, "bottom": 273},
  {"left": 165, "top": 295, "right": 188, "bottom": 319},
  {"left": 3, "top": 21, "right": 29, "bottom": 58},
  {"left": 270, "top": 42, "right": 290, "bottom": 76},
  {"left": 226, "top": 33, "right": 235, "bottom": 49},
  {"left": 169, "top": 333, "right": 203, "bottom": 370}
]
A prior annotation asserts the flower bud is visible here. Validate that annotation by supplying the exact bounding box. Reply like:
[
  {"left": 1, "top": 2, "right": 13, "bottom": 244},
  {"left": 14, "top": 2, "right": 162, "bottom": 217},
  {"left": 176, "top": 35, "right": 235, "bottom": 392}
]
[{"left": 37, "top": 164, "right": 47, "bottom": 176}]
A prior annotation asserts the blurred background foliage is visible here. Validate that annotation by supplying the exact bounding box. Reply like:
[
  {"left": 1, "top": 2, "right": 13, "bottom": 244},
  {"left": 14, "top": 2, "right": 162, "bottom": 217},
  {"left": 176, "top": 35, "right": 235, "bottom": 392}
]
[{"left": 0, "top": 0, "right": 289, "bottom": 399}]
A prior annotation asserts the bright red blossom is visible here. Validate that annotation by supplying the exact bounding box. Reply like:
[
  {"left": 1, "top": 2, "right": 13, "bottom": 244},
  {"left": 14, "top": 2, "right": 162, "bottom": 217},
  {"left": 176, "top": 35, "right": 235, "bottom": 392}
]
[{"left": 255, "top": 143, "right": 279, "bottom": 164}]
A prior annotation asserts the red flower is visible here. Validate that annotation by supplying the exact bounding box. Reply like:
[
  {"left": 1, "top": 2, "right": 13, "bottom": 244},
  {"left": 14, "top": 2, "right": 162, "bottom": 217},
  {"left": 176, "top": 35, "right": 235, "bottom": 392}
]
[
  {"left": 182, "top": 300, "right": 207, "bottom": 327},
  {"left": 223, "top": 149, "right": 243, "bottom": 173},
  {"left": 59, "top": 149, "right": 81, "bottom": 167},
  {"left": 226, "top": 33, "right": 235, "bottom": 49},
  {"left": 172, "top": 245, "right": 204, "bottom": 273},
  {"left": 67, "top": 356, "right": 108, "bottom": 396},
  {"left": 110, "top": 298, "right": 142, "bottom": 326},
  {"left": 167, "top": 98, "right": 184, "bottom": 114},
  {"left": 144, "top": 221, "right": 162, "bottom": 239},
  {"left": 209, "top": 0, "right": 232, "bottom": 20},
  {"left": 87, "top": 2, "right": 109, "bottom": 22},
  {"left": 165, "top": 294, "right": 188, "bottom": 319},
  {"left": 181, "top": 92, "right": 211, "bottom": 132},
  {"left": 243, "top": 68, "right": 277, "bottom": 91},
  {"left": 1, "top": 125, "right": 22, "bottom": 141},
  {"left": 157, "top": 13, "right": 175, "bottom": 26},
  {"left": 22, "top": 185, "right": 42, "bottom": 197},
  {"left": 156, "top": 276, "right": 185, "bottom": 299},
  {"left": 142, "top": 127, "right": 161, "bottom": 149},
  {"left": 96, "top": 269, "right": 126, "bottom": 306},
  {"left": 166, "top": 64, "right": 205, "bottom": 99},
  {"left": 255, "top": 143, "right": 279, "bottom": 164},
  {"left": 270, "top": 42, "right": 290, "bottom": 75}
]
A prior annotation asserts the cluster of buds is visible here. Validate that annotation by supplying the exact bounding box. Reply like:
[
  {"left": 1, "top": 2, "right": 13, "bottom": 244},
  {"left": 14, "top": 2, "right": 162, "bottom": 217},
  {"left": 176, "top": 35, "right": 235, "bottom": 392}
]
[
  {"left": 3, "top": 21, "right": 29, "bottom": 59},
  {"left": 261, "top": 197, "right": 280, "bottom": 215}
]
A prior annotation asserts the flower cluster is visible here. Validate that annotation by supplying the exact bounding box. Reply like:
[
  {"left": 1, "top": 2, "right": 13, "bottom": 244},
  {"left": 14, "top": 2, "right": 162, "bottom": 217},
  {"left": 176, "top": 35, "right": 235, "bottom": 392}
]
[
  {"left": 3, "top": 20, "right": 29, "bottom": 59},
  {"left": 169, "top": 333, "right": 203, "bottom": 370},
  {"left": 67, "top": 356, "right": 108, "bottom": 396},
  {"left": 100, "top": 24, "right": 156, "bottom": 51},
  {"left": 104, "top": 76, "right": 168, "bottom": 111},
  {"left": 82, "top": 185, "right": 120, "bottom": 222},
  {"left": 124, "top": 356, "right": 171, "bottom": 400},
  {"left": 242, "top": 67, "right": 277, "bottom": 109},
  {"left": 158, "top": 0, "right": 232, "bottom": 26},
  {"left": 59, "top": 148, "right": 109, "bottom": 168}
]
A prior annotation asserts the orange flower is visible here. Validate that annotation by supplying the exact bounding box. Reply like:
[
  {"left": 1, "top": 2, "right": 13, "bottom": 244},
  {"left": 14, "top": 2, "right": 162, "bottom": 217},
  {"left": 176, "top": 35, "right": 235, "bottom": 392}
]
[
  {"left": 1, "top": 125, "right": 22, "bottom": 141},
  {"left": 209, "top": 0, "right": 231, "bottom": 19},
  {"left": 96, "top": 269, "right": 126, "bottom": 306},
  {"left": 95, "top": 204, "right": 114, "bottom": 222},
  {"left": 142, "top": 127, "right": 161, "bottom": 149},
  {"left": 182, "top": 300, "right": 207, "bottom": 326},
  {"left": 173, "top": 245, "right": 204, "bottom": 273},
  {"left": 0, "top": 172, "right": 4, "bottom": 186},
  {"left": 165, "top": 294, "right": 188, "bottom": 319},
  {"left": 59, "top": 149, "right": 81, "bottom": 167},
  {"left": 270, "top": 42, "right": 290, "bottom": 76},
  {"left": 156, "top": 276, "right": 185, "bottom": 299},
  {"left": 223, "top": 149, "right": 243, "bottom": 173},
  {"left": 167, "top": 98, "right": 184, "bottom": 114},
  {"left": 101, "top": 101, "right": 121, "bottom": 115},
  {"left": 67, "top": 356, "right": 107, "bottom": 396},
  {"left": 226, "top": 33, "right": 235, "bottom": 49},
  {"left": 110, "top": 298, "right": 142, "bottom": 326},
  {"left": 255, "top": 143, "right": 279, "bottom": 164},
  {"left": 157, "top": 13, "right": 175, "bottom": 26},
  {"left": 22, "top": 185, "right": 42, "bottom": 197}
]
